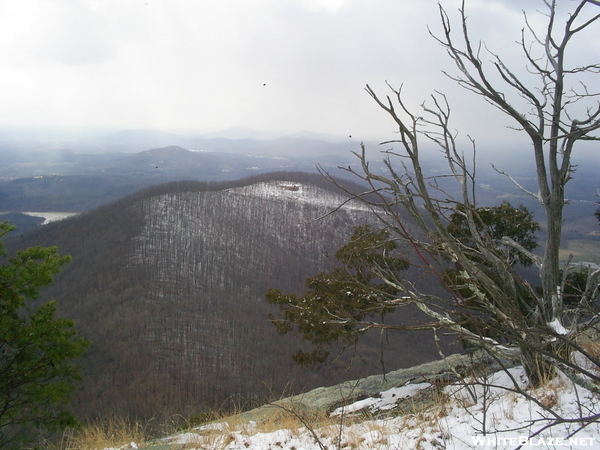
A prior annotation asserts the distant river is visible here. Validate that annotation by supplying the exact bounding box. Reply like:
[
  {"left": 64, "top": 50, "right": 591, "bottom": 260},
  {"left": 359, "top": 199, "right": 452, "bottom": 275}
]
[{"left": 24, "top": 212, "right": 78, "bottom": 223}]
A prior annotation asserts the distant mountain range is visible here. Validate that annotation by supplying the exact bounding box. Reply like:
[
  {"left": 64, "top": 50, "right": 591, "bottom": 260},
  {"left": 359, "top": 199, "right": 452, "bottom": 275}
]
[
  {"left": 97, "top": 129, "right": 362, "bottom": 158},
  {"left": 2, "top": 126, "right": 598, "bottom": 253},
  {"left": 8, "top": 172, "right": 447, "bottom": 422},
  {"left": 0, "top": 125, "right": 358, "bottom": 146},
  {"left": 0, "top": 129, "right": 369, "bottom": 211},
  {"left": 0, "top": 133, "right": 521, "bottom": 213}
]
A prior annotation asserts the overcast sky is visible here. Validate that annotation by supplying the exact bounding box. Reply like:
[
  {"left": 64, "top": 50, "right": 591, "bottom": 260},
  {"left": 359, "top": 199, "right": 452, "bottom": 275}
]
[{"left": 0, "top": 0, "right": 598, "bottom": 145}]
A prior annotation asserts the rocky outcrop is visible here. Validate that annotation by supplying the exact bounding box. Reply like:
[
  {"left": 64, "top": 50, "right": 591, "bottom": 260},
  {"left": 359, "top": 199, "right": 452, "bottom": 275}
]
[
  {"left": 229, "top": 351, "right": 514, "bottom": 423},
  {"left": 139, "top": 352, "right": 516, "bottom": 449}
]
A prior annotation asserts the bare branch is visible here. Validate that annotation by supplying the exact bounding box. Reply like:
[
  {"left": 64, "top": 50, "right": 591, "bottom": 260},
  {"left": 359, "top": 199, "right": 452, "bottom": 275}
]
[{"left": 490, "top": 164, "right": 543, "bottom": 203}]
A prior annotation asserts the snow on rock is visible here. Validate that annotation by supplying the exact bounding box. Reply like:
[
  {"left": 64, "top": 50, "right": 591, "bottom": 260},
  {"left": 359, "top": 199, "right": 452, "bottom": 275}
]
[
  {"left": 331, "top": 382, "right": 431, "bottom": 416},
  {"left": 547, "top": 318, "right": 569, "bottom": 335}
]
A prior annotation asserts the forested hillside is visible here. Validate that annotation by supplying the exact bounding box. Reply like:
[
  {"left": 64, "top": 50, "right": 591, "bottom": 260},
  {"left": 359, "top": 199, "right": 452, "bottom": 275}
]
[{"left": 7, "top": 172, "right": 447, "bottom": 422}]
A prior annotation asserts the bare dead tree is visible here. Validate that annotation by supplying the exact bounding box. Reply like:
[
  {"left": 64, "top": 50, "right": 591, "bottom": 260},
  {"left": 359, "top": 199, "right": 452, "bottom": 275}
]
[
  {"left": 432, "top": 0, "right": 600, "bottom": 325},
  {"left": 315, "top": 0, "right": 600, "bottom": 389},
  {"left": 265, "top": 0, "right": 600, "bottom": 439}
]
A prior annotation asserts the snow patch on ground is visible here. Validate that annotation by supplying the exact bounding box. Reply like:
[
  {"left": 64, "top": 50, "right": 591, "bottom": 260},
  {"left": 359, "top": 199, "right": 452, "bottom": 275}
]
[{"left": 227, "top": 181, "right": 371, "bottom": 211}]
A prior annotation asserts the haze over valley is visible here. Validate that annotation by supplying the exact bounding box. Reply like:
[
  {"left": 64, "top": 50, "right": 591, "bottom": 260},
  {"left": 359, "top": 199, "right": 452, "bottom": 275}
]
[{"left": 2, "top": 126, "right": 598, "bottom": 255}]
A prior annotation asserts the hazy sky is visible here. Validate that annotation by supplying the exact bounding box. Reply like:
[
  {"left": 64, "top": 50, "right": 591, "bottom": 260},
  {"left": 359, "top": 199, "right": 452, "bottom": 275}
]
[{"left": 0, "top": 0, "right": 598, "bottom": 144}]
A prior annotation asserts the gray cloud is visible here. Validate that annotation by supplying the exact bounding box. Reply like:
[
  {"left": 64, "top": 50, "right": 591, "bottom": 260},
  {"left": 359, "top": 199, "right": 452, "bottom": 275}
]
[{"left": 0, "top": 0, "right": 596, "bottom": 145}]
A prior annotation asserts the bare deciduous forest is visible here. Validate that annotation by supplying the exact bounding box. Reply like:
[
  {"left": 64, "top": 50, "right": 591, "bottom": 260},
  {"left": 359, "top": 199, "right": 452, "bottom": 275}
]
[{"left": 8, "top": 172, "right": 449, "bottom": 421}]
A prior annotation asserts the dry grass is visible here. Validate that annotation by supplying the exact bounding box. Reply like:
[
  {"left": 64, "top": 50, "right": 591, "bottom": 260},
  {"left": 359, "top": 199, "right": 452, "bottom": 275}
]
[
  {"left": 155, "top": 403, "right": 342, "bottom": 449},
  {"left": 582, "top": 339, "right": 600, "bottom": 363},
  {"left": 498, "top": 391, "right": 519, "bottom": 420},
  {"left": 51, "top": 416, "right": 149, "bottom": 450},
  {"left": 192, "top": 399, "right": 384, "bottom": 450},
  {"left": 253, "top": 405, "right": 317, "bottom": 434},
  {"left": 531, "top": 371, "right": 569, "bottom": 410}
]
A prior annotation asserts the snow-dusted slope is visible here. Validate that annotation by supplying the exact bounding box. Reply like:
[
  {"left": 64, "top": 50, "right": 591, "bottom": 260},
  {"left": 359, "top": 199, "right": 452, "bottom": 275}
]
[
  {"left": 130, "top": 181, "right": 373, "bottom": 304},
  {"left": 226, "top": 180, "right": 371, "bottom": 211}
]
